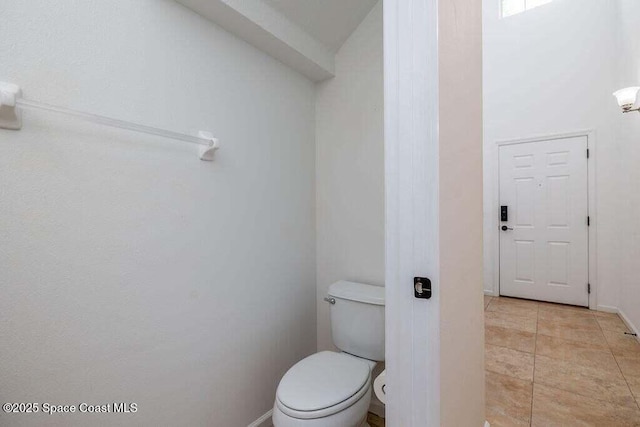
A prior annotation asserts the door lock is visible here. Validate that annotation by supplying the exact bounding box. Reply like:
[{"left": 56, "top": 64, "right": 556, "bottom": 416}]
[
  {"left": 414, "top": 277, "right": 432, "bottom": 299},
  {"left": 501, "top": 205, "right": 508, "bottom": 222}
]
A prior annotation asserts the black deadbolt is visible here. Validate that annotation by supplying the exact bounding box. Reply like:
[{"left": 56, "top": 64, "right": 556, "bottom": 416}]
[
  {"left": 414, "top": 277, "right": 432, "bottom": 299},
  {"left": 501, "top": 205, "right": 508, "bottom": 222}
]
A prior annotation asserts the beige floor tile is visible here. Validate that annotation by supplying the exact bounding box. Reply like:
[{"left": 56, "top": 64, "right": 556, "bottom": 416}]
[
  {"left": 594, "top": 310, "right": 621, "bottom": 317},
  {"left": 492, "top": 296, "right": 539, "bottom": 307},
  {"left": 485, "top": 311, "right": 538, "bottom": 334},
  {"left": 487, "top": 298, "right": 539, "bottom": 319},
  {"left": 486, "top": 344, "right": 534, "bottom": 381},
  {"left": 538, "top": 308, "right": 600, "bottom": 329},
  {"left": 486, "top": 325, "right": 536, "bottom": 353},
  {"left": 595, "top": 313, "right": 631, "bottom": 333},
  {"left": 539, "top": 302, "right": 593, "bottom": 314},
  {"left": 534, "top": 354, "right": 636, "bottom": 408},
  {"left": 485, "top": 296, "right": 640, "bottom": 425},
  {"left": 531, "top": 383, "right": 640, "bottom": 427},
  {"left": 616, "top": 356, "right": 640, "bottom": 400},
  {"left": 486, "top": 371, "right": 532, "bottom": 427},
  {"left": 603, "top": 330, "right": 640, "bottom": 357},
  {"left": 538, "top": 302, "right": 592, "bottom": 314},
  {"left": 537, "top": 318, "right": 607, "bottom": 345},
  {"left": 535, "top": 334, "right": 617, "bottom": 372},
  {"left": 484, "top": 295, "right": 493, "bottom": 309}
]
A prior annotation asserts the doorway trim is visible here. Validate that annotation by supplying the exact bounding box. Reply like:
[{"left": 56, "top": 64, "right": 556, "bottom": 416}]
[
  {"left": 384, "top": 0, "right": 440, "bottom": 424},
  {"left": 385, "top": 0, "right": 484, "bottom": 424},
  {"left": 492, "top": 130, "right": 597, "bottom": 310}
]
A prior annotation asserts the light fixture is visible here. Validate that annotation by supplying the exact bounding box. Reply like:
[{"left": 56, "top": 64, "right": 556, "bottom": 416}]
[{"left": 613, "top": 87, "right": 640, "bottom": 113}]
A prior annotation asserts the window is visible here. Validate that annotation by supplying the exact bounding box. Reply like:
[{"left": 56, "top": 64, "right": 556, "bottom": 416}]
[{"left": 501, "top": 0, "right": 554, "bottom": 18}]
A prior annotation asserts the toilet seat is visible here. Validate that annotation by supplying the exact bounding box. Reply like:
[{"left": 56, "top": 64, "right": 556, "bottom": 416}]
[{"left": 276, "top": 351, "right": 372, "bottom": 420}]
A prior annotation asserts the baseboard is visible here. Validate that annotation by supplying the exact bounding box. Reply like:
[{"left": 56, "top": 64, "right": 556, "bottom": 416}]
[
  {"left": 595, "top": 306, "right": 640, "bottom": 344},
  {"left": 618, "top": 308, "right": 640, "bottom": 344},
  {"left": 247, "top": 409, "right": 272, "bottom": 427},
  {"left": 596, "top": 304, "right": 618, "bottom": 313},
  {"left": 484, "top": 290, "right": 497, "bottom": 297}
]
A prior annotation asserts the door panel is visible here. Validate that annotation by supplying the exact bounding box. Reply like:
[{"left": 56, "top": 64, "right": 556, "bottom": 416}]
[
  {"left": 499, "top": 136, "right": 589, "bottom": 306},
  {"left": 515, "top": 178, "right": 535, "bottom": 226},
  {"left": 515, "top": 240, "right": 534, "bottom": 282}
]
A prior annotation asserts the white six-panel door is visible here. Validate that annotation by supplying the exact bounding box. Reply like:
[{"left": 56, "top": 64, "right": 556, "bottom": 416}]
[{"left": 499, "top": 136, "right": 589, "bottom": 306}]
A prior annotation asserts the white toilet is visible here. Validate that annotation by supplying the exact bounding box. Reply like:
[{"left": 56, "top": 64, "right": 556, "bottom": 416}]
[{"left": 273, "top": 281, "right": 384, "bottom": 427}]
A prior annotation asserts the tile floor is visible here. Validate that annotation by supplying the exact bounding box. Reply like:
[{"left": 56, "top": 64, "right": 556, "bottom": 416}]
[
  {"left": 367, "top": 412, "right": 385, "bottom": 427},
  {"left": 485, "top": 295, "right": 640, "bottom": 426}
]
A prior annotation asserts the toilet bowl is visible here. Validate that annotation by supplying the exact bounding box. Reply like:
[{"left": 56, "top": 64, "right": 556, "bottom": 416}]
[
  {"left": 273, "top": 281, "right": 385, "bottom": 427},
  {"left": 272, "top": 352, "right": 376, "bottom": 427}
]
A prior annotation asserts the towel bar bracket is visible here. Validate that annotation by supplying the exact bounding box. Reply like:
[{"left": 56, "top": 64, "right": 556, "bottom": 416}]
[{"left": 0, "top": 82, "right": 22, "bottom": 130}]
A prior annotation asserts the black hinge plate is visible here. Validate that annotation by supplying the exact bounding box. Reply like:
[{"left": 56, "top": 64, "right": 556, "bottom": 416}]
[
  {"left": 588, "top": 216, "right": 590, "bottom": 226},
  {"left": 588, "top": 283, "right": 591, "bottom": 294},
  {"left": 587, "top": 149, "right": 590, "bottom": 158},
  {"left": 414, "top": 277, "right": 432, "bottom": 299}
]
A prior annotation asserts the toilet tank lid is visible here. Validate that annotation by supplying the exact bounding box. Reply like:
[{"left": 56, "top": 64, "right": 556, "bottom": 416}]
[{"left": 328, "top": 281, "right": 385, "bottom": 306}]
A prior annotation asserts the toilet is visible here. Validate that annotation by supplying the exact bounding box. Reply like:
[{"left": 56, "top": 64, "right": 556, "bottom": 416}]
[{"left": 273, "top": 281, "right": 384, "bottom": 427}]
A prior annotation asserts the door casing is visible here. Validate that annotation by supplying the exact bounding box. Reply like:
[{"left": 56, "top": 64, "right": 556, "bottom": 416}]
[{"left": 492, "top": 130, "right": 597, "bottom": 310}]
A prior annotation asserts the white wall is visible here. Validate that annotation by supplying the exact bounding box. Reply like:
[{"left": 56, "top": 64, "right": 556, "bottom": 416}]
[
  {"left": 616, "top": 0, "right": 640, "bottom": 331},
  {"left": 315, "top": 2, "right": 384, "bottom": 352},
  {"left": 482, "top": 0, "right": 623, "bottom": 310},
  {"left": 0, "top": 1, "right": 316, "bottom": 426}
]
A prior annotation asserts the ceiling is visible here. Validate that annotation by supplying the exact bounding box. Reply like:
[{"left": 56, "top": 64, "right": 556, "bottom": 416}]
[{"left": 263, "top": 0, "right": 378, "bottom": 53}]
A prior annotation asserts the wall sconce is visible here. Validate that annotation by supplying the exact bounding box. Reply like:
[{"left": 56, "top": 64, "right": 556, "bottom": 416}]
[{"left": 613, "top": 87, "right": 640, "bottom": 113}]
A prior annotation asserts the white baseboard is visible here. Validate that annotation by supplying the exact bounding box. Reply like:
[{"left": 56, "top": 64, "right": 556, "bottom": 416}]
[
  {"left": 618, "top": 308, "right": 640, "bottom": 344},
  {"left": 596, "top": 304, "right": 618, "bottom": 313},
  {"left": 248, "top": 409, "right": 272, "bottom": 427},
  {"left": 595, "top": 305, "right": 640, "bottom": 344},
  {"left": 484, "top": 289, "right": 497, "bottom": 296}
]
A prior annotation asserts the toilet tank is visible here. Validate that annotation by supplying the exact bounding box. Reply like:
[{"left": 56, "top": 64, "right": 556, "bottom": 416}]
[{"left": 328, "top": 281, "right": 385, "bottom": 361}]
